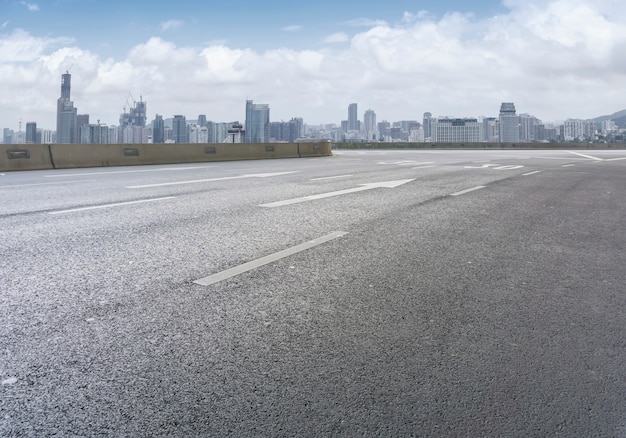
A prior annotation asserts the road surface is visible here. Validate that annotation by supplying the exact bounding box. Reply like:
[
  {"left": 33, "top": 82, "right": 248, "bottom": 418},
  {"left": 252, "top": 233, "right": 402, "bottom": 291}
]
[{"left": 1, "top": 149, "right": 625, "bottom": 436}]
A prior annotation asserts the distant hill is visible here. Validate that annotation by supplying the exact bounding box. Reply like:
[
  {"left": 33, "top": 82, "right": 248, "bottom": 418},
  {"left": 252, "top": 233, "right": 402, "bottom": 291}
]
[{"left": 592, "top": 109, "right": 626, "bottom": 128}]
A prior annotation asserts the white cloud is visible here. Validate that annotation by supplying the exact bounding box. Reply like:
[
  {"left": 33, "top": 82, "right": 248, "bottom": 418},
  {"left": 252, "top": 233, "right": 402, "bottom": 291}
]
[
  {"left": 343, "top": 18, "right": 388, "bottom": 27},
  {"left": 282, "top": 25, "right": 303, "bottom": 32},
  {"left": 322, "top": 32, "right": 349, "bottom": 43},
  {"left": 21, "top": 2, "right": 39, "bottom": 12},
  {"left": 2, "top": 0, "right": 626, "bottom": 130},
  {"left": 160, "top": 20, "right": 184, "bottom": 31}
]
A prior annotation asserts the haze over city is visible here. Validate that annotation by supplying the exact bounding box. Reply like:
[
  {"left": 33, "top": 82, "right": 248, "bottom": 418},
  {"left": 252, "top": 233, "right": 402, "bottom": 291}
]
[{"left": 1, "top": 0, "right": 626, "bottom": 131}]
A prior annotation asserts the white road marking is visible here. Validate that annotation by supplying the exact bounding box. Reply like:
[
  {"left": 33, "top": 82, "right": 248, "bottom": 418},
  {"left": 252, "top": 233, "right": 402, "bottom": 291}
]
[
  {"left": 412, "top": 165, "right": 437, "bottom": 169},
  {"left": 260, "top": 179, "right": 415, "bottom": 208},
  {"left": 45, "top": 166, "right": 215, "bottom": 178},
  {"left": 464, "top": 163, "right": 524, "bottom": 170},
  {"left": 562, "top": 164, "right": 576, "bottom": 167},
  {"left": 0, "top": 180, "right": 97, "bottom": 189},
  {"left": 605, "top": 157, "right": 626, "bottom": 161},
  {"left": 193, "top": 231, "right": 349, "bottom": 286},
  {"left": 127, "top": 172, "right": 298, "bottom": 188},
  {"left": 309, "top": 174, "right": 354, "bottom": 181},
  {"left": 566, "top": 151, "right": 603, "bottom": 161},
  {"left": 450, "top": 186, "right": 486, "bottom": 196},
  {"left": 48, "top": 197, "right": 176, "bottom": 215},
  {"left": 522, "top": 171, "right": 541, "bottom": 176},
  {"left": 378, "top": 161, "right": 434, "bottom": 166}
]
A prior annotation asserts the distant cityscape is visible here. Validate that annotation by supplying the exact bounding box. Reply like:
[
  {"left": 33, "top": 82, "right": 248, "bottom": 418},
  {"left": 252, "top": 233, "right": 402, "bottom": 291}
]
[{"left": 2, "top": 72, "right": 625, "bottom": 145}]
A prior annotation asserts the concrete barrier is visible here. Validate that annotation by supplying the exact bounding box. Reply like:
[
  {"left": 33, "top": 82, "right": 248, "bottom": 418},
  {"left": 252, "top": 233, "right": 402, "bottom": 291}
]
[
  {"left": 48, "top": 142, "right": 303, "bottom": 169},
  {"left": 298, "top": 141, "right": 333, "bottom": 157},
  {"left": 0, "top": 144, "right": 55, "bottom": 171},
  {"left": 1, "top": 142, "right": 324, "bottom": 172}
]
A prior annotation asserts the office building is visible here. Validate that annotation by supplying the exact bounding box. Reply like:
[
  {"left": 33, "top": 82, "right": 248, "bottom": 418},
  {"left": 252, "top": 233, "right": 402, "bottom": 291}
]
[
  {"left": 56, "top": 72, "right": 78, "bottom": 144},
  {"left": 363, "top": 109, "right": 377, "bottom": 141},
  {"left": 499, "top": 102, "right": 520, "bottom": 142},
  {"left": 153, "top": 115, "right": 165, "bottom": 144},
  {"left": 482, "top": 117, "right": 498, "bottom": 142},
  {"left": 423, "top": 112, "right": 433, "bottom": 140},
  {"left": 245, "top": 100, "right": 270, "bottom": 143},
  {"left": 25, "top": 122, "right": 37, "bottom": 144},
  {"left": 347, "top": 103, "right": 359, "bottom": 131},
  {"left": 172, "top": 115, "right": 188, "bottom": 143},
  {"left": 432, "top": 118, "right": 481, "bottom": 143},
  {"left": 80, "top": 123, "right": 110, "bottom": 144}
]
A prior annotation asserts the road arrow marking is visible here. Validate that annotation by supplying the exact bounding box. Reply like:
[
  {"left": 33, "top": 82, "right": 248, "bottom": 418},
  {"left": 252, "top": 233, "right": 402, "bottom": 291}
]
[
  {"left": 259, "top": 179, "right": 415, "bottom": 208},
  {"left": 126, "top": 172, "right": 298, "bottom": 188}
]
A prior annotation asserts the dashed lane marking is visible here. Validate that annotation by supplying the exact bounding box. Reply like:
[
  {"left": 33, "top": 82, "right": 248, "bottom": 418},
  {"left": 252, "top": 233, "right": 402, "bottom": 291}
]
[
  {"left": 193, "top": 231, "right": 349, "bottom": 286},
  {"left": 309, "top": 175, "right": 354, "bottom": 181},
  {"left": 48, "top": 197, "right": 176, "bottom": 215},
  {"left": 450, "top": 186, "right": 486, "bottom": 196}
]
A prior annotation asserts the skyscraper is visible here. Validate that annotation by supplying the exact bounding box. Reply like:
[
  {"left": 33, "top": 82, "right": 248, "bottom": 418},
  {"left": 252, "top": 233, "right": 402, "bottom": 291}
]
[
  {"left": 363, "top": 109, "right": 377, "bottom": 140},
  {"left": 499, "top": 102, "right": 520, "bottom": 143},
  {"left": 25, "top": 122, "right": 37, "bottom": 144},
  {"left": 245, "top": 100, "right": 270, "bottom": 143},
  {"left": 153, "top": 115, "right": 165, "bottom": 144},
  {"left": 172, "top": 115, "right": 188, "bottom": 143},
  {"left": 348, "top": 103, "right": 358, "bottom": 131},
  {"left": 423, "top": 112, "right": 432, "bottom": 140},
  {"left": 56, "top": 72, "right": 78, "bottom": 144}
]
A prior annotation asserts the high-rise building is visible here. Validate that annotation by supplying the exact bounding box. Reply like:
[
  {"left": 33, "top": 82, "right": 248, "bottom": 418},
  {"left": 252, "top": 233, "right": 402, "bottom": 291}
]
[
  {"left": 432, "top": 118, "right": 481, "bottom": 143},
  {"left": 153, "top": 115, "right": 165, "bottom": 144},
  {"left": 519, "top": 114, "right": 541, "bottom": 142},
  {"left": 118, "top": 96, "right": 147, "bottom": 142},
  {"left": 269, "top": 118, "right": 303, "bottom": 142},
  {"left": 482, "top": 117, "right": 498, "bottom": 142},
  {"left": 499, "top": 102, "right": 519, "bottom": 143},
  {"left": 423, "top": 112, "right": 433, "bottom": 140},
  {"left": 25, "top": 122, "right": 37, "bottom": 144},
  {"left": 347, "top": 103, "right": 359, "bottom": 131},
  {"left": 172, "top": 115, "right": 188, "bottom": 143},
  {"left": 562, "top": 119, "right": 585, "bottom": 141},
  {"left": 3, "top": 128, "right": 13, "bottom": 144},
  {"left": 80, "top": 123, "right": 110, "bottom": 144},
  {"left": 132, "top": 97, "right": 147, "bottom": 127},
  {"left": 363, "top": 109, "right": 377, "bottom": 141},
  {"left": 56, "top": 72, "right": 78, "bottom": 144},
  {"left": 197, "top": 115, "right": 207, "bottom": 127},
  {"left": 245, "top": 100, "right": 270, "bottom": 143},
  {"left": 77, "top": 114, "right": 89, "bottom": 139}
]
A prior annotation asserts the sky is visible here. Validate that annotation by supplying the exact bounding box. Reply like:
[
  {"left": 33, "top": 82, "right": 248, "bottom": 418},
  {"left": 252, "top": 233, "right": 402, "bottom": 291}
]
[{"left": 1, "top": 0, "right": 626, "bottom": 131}]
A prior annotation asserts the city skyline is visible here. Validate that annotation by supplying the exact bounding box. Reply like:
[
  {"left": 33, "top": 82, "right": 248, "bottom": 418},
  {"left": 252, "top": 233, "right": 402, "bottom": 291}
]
[{"left": 2, "top": 0, "right": 626, "bottom": 131}]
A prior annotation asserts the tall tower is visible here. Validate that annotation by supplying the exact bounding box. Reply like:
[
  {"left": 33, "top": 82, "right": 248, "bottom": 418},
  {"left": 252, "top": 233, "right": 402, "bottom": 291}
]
[
  {"left": 423, "top": 112, "right": 432, "bottom": 140},
  {"left": 153, "top": 115, "right": 165, "bottom": 144},
  {"left": 499, "top": 102, "right": 520, "bottom": 143},
  {"left": 56, "top": 72, "right": 78, "bottom": 144},
  {"left": 363, "top": 109, "right": 377, "bottom": 141},
  {"left": 25, "top": 122, "right": 37, "bottom": 144},
  {"left": 244, "top": 100, "right": 270, "bottom": 143},
  {"left": 172, "top": 115, "right": 188, "bottom": 143},
  {"left": 348, "top": 103, "right": 358, "bottom": 131}
]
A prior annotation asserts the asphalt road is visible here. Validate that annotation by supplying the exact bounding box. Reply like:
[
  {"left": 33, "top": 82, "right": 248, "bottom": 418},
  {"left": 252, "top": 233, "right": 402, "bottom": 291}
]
[{"left": 1, "top": 149, "right": 625, "bottom": 436}]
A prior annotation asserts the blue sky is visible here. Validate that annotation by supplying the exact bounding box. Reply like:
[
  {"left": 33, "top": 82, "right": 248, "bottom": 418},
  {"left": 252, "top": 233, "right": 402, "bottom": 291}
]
[
  {"left": 3, "top": 0, "right": 506, "bottom": 56},
  {"left": 2, "top": 0, "right": 626, "bottom": 131}
]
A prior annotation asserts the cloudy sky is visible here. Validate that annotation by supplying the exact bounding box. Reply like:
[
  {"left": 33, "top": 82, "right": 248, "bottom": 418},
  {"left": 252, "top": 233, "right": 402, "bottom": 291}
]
[{"left": 1, "top": 0, "right": 626, "bottom": 131}]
